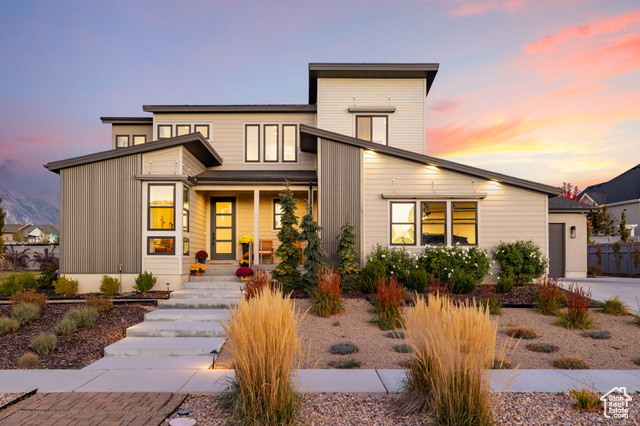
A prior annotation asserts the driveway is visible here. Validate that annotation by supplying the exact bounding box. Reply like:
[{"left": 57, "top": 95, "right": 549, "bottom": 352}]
[{"left": 559, "top": 277, "right": 640, "bottom": 313}]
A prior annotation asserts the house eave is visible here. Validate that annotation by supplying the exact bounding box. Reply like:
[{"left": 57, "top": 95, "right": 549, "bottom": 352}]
[
  {"left": 142, "top": 104, "right": 317, "bottom": 113},
  {"left": 100, "top": 117, "right": 153, "bottom": 125}
]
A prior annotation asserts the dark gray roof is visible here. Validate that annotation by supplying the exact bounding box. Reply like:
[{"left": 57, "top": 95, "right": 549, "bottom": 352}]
[
  {"left": 23, "top": 225, "right": 60, "bottom": 235},
  {"left": 45, "top": 133, "right": 222, "bottom": 174},
  {"left": 309, "top": 63, "right": 439, "bottom": 104},
  {"left": 2, "top": 224, "right": 23, "bottom": 234},
  {"left": 299, "top": 124, "right": 562, "bottom": 197},
  {"left": 142, "top": 105, "right": 317, "bottom": 113},
  {"left": 548, "top": 196, "right": 593, "bottom": 212},
  {"left": 100, "top": 117, "right": 152, "bottom": 124},
  {"left": 579, "top": 164, "right": 640, "bottom": 205},
  {"left": 196, "top": 170, "right": 317, "bottom": 184}
]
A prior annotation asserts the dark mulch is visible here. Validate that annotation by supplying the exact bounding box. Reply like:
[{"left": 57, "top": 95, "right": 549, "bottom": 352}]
[
  {"left": 0, "top": 303, "right": 148, "bottom": 369},
  {"left": 0, "top": 289, "right": 170, "bottom": 301}
]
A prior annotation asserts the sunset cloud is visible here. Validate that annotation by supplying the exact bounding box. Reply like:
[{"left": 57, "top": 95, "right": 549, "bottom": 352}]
[
  {"left": 449, "top": 0, "right": 524, "bottom": 16},
  {"left": 429, "top": 99, "right": 459, "bottom": 112}
]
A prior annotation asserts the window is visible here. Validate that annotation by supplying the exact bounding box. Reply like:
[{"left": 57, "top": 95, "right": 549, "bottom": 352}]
[
  {"left": 158, "top": 125, "right": 172, "bottom": 139},
  {"left": 194, "top": 124, "right": 209, "bottom": 139},
  {"left": 282, "top": 124, "right": 297, "bottom": 162},
  {"left": 148, "top": 237, "right": 175, "bottom": 255},
  {"left": 452, "top": 202, "right": 477, "bottom": 245},
  {"left": 356, "top": 116, "right": 388, "bottom": 145},
  {"left": 116, "top": 135, "right": 129, "bottom": 148},
  {"left": 264, "top": 125, "right": 278, "bottom": 162},
  {"left": 148, "top": 184, "right": 175, "bottom": 230},
  {"left": 274, "top": 199, "right": 283, "bottom": 229},
  {"left": 133, "top": 135, "right": 146, "bottom": 145},
  {"left": 183, "top": 187, "right": 190, "bottom": 232},
  {"left": 245, "top": 125, "right": 260, "bottom": 162},
  {"left": 421, "top": 202, "right": 447, "bottom": 245},
  {"left": 390, "top": 202, "right": 415, "bottom": 245},
  {"left": 176, "top": 124, "right": 191, "bottom": 136},
  {"left": 183, "top": 238, "right": 190, "bottom": 255}
]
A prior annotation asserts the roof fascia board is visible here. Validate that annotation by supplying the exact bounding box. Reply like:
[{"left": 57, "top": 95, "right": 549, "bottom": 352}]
[
  {"left": 142, "top": 105, "right": 317, "bottom": 113},
  {"left": 602, "top": 198, "right": 640, "bottom": 208},
  {"left": 100, "top": 117, "right": 153, "bottom": 124}
]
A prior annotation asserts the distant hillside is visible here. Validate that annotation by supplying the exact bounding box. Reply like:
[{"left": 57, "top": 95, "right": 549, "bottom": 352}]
[{"left": 0, "top": 188, "right": 59, "bottom": 227}]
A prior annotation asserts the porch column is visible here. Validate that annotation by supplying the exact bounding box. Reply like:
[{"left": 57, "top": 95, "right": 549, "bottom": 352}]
[{"left": 253, "top": 189, "right": 260, "bottom": 265}]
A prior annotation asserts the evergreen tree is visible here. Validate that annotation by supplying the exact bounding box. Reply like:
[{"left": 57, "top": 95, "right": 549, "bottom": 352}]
[
  {"left": 619, "top": 211, "right": 630, "bottom": 242},
  {"left": 588, "top": 206, "right": 617, "bottom": 236},
  {"left": 299, "top": 204, "right": 326, "bottom": 291},
  {"left": 336, "top": 218, "right": 361, "bottom": 290},
  {"left": 0, "top": 198, "right": 5, "bottom": 259},
  {"left": 272, "top": 181, "right": 301, "bottom": 291}
]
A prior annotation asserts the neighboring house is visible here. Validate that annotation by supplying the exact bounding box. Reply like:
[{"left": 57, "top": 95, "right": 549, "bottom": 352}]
[
  {"left": 579, "top": 164, "right": 640, "bottom": 239},
  {"left": 1, "top": 224, "right": 59, "bottom": 244},
  {"left": 548, "top": 197, "right": 593, "bottom": 278},
  {"left": 1, "top": 224, "right": 24, "bottom": 242},
  {"left": 46, "top": 62, "right": 575, "bottom": 292}
]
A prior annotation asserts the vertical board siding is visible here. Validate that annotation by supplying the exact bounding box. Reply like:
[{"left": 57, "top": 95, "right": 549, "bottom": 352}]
[
  {"left": 60, "top": 155, "right": 142, "bottom": 274},
  {"left": 319, "top": 139, "right": 361, "bottom": 266}
]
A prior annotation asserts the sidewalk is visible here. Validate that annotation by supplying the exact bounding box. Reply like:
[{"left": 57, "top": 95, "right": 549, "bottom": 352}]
[{"left": 0, "top": 368, "right": 638, "bottom": 394}]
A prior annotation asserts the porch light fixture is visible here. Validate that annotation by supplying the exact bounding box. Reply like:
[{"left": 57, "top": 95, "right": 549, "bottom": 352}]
[
  {"left": 570, "top": 226, "right": 576, "bottom": 239},
  {"left": 166, "top": 282, "right": 171, "bottom": 293}
]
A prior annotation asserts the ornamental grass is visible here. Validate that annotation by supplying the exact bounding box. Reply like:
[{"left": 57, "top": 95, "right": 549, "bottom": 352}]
[
  {"left": 220, "top": 287, "right": 303, "bottom": 425},
  {"left": 374, "top": 277, "right": 405, "bottom": 330},
  {"left": 243, "top": 268, "right": 272, "bottom": 300},
  {"left": 555, "top": 283, "right": 594, "bottom": 330},
  {"left": 534, "top": 276, "right": 566, "bottom": 315},
  {"left": 311, "top": 268, "right": 344, "bottom": 318}
]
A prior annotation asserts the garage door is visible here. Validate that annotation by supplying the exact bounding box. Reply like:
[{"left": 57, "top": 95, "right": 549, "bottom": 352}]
[{"left": 548, "top": 223, "right": 565, "bottom": 278}]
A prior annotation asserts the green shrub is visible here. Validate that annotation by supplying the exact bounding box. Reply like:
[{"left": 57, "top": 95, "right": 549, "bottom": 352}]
[
  {"left": 38, "top": 257, "right": 59, "bottom": 289},
  {"left": 337, "top": 218, "right": 361, "bottom": 291},
  {"left": 481, "top": 296, "right": 502, "bottom": 316},
  {"left": 393, "top": 344, "right": 412, "bottom": 353},
  {"left": 404, "top": 268, "right": 429, "bottom": 293},
  {"left": 330, "top": 342, "right": 358, "bottom": 355},
  {"left": 31, "top": 332, "right": 57, "bottom": 356},
  {"left": 66, "top": 307, "right": 100, "bottom": 328},
  {"left": 569, "top": 386, "right": 602, "bottom": 411},
  {"left": 54, "top": 275, "right": 78, "bottom": 296},
  {"left": 534, "top": 276, "right": 566, "bottom": 315},
  {"left": 0, "top": 272, "right": 38, "bottom": 296},
  {"left": 11, "top": 289, "right": 47, "bottom": 310},
  {"left": 0, "top": 317, "right": 20, "bottom": 336},
  {"left": 54, "top": 317, "right": 78, "bottom": 336},
  {"left": 581, "top": 330, "right": 610, "bottom": 339},
  {"left": 360, "top": 260, "right": 387, "bottom": 294},
  {"left": 526, "top": 343, "right": 559, "bottom": 353},
  {"left": 366, "top": 245, "right": 415, "bottom": 284},
  {"left": 417, "top": 245, "right": 490, "bottom": 285},
  {"left": 310, "top": 269, "right": 344, "bottom": 318},
  {"left": 99, "top": 275, "right": 120, "bottom": 297},
  {"left": 11, "top": 303, "right": 41, "bottom": 326},
  {"left": 133, "top": 271, "right": 156, "bottom": 293},
  {"left": 18, "top": 352, "right": 38, "bottom": 368},
  {"left": 553, "top": 356, "right": 589, "bottom": 369},
  {"left": 493, "top": 240, "right": 547, "bottom": 286},
  {"left": 495, "top": 272, "right": 515, "bottom": 294},
  {"left": 328, "top": 358, "right": 361, "bottom": 369},
  {"left": 85, "top": 296, "right": 113, "bottom": 313},
  {"left": 505, "top": 327, "right": 539, "bottom": 339},
  {"left": 449, "top": 271, "right": 477, "bottom": 294},
  {"left": 598, "top": 296, "right": 629, "bottom": 315},
  {"left": 386, "top": 330, "right": 405, "bottom": 339}
]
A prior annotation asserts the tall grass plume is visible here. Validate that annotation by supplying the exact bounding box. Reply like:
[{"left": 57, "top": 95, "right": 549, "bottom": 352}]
[
  {"left": 374, "top": 277, "right": 405, "bottom": 330},
  {"left": 534, "top": 276, "right": 566, "bottom": 315},
  {"left": 311, "top": 268, "right": 344, "bottom": 317},
  {"left": 555, "top": 283, "right": 594, "bottom": 330}
]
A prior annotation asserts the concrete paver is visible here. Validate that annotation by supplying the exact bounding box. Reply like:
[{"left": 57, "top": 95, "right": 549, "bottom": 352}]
[
  {"left": 0, "top": 370, "right": 106, "bottom": 393},
  {"left": 73, "top": 370, "right": 197, "bottom": 393},
  {"left": 83, "top": 357, "right": 213, "bottom": 370},
  {"left": 177, "top": 370, "right": 235, "bottom": 394},
  {"left": 294, "top": 369, "right": 388, "bottom": 393}
]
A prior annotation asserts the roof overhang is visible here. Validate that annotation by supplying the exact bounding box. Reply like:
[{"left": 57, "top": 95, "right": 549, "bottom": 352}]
[
  {"left": 142, "top": 105, "right": 317, "bottom": 114},
  {"left": 300, "top": 124, "right": 562, "bottom": 197},
  {"left": 308, "top": 63, "right": 439, "bottom": 104},
  {"left": 195, "top": 170, "right": 317, "bottom": 185},
  {"left": 100, "top": 117, "right": 153, "bottom": 125},
  {"left": 45, "top": 133, "right": 222, "bottom": 174}
]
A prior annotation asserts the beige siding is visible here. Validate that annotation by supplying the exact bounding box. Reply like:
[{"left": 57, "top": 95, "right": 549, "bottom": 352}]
[
  {"left": 59, "top": 155, "right": 142, "bottom": 274},
  {"left": 549, "top": 212, "right": 588, "bottom": 278},
  {"left": 182, "top": 148, "right": 207, "bottom": 176},
  {"left": 316, "top": 79, "right": 426, "bottom": 154},
  {"left": 184, "top": 189, "right": 207, "bottom": 272},
  {"left": 153, "top": 113, "right": 317, "bottom": 170},
  {"left": 142, "top": 147, "right": 182, "bottom": 174},
  {"left": 111, "top": 124, "right": 152, "bottom": 149}
]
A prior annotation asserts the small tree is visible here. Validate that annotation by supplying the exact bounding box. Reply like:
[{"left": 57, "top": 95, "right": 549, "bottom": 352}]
[
  {"left": 588, "top": 206, "right": 617, "bottom": 237},
  {"left": 561, "top": 182, "right": 580, "bottom": 200},
  {"left": 299, "top": 204, "right": 326, "bottom": 291},
  {"left": 12, "top": 231, "right": 24, "bottom": 243},
  {"left": 39, "top": 233, "right": 51, "bottom": 245},
  {"left": 336, "top": 218, "right": 361, "bottom": 290},
  {"left": 272, "top": 181, "right": 301, "bottom": 291},
  {"left": 619, "top": 211, "right": 630, "bottom": 242}
]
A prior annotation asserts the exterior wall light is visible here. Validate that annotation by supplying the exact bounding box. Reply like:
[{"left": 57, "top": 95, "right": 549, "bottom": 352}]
[{"left": 570, "top": 226, "right": 576, "bottom": 239}]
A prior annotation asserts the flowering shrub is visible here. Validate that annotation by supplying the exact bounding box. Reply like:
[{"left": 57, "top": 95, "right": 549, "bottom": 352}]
[
  {"left": 235, "top": 266, "right": 254, "bottom": 277},
  {"left": 195, "top": 250, "right": 208, "bottom": 262},
  {"left": 417, "top": 245, "right": 490, "bottom": 284},
  {"left": 493, "top": 240, "right": 547, "bottom": 286},
  {"left": 190, "top": 263, "right": 206, "bottom": 273},
  {"left": 366, "top": 245, "right": 415, "bottom": 284},
  {"left": 239, "top": 235, "right": 254, "bottom": 245}
]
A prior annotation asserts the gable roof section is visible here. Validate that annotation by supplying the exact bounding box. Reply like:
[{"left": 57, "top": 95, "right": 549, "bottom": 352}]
[
  {"left": 309, "top": 63, "right": 439, "bottom": 104},
  {"left": 45, "top": 133, "right": 222, "bottom": 174},
  {"left": 300, "top": 124, "right": 561, "bottom": 197},
  {"left": 142, "top": 105, "right": 317, "bottom": 113},
  {"left": 579, "top": 164, "right": 640, "bottom": 205},
  {"left": 548, "top": 196, "right": 593, "bottom": 212}
]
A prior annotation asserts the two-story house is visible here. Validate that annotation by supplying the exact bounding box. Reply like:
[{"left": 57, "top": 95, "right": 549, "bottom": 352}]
[{"left": 46, "top": 63, "right": 585, "bottom": 293}]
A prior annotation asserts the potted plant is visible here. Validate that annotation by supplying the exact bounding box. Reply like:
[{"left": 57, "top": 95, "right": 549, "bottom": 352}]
[
  {"left": 239, "top": 235, "right": 254, "bottom": 258},
  {"left": 239, "top": 260, "right": 249, "bottom": 267},
  {"left": 236, "top": 266, "right": 254, "bottom": 283},
  {"left": 190, "top": 263, "right": 206, "bottom": 276},
  {"left": 195, "top": 250, "right": 208, "bottom": 264}
]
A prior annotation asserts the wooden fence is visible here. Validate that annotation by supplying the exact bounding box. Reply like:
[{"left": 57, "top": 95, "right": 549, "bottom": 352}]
[{"left": 588, "top": 242, "right": 640, "bottom": 274}]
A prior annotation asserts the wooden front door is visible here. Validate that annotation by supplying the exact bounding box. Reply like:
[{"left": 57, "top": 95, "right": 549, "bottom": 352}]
[{"left": 211, "top": 197, "right": 236, "bottom": 260}]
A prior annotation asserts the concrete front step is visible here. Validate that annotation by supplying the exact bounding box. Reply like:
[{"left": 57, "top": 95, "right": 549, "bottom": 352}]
[
  {"left": 104, "top": 337, "right": 225, "bottom": 358},
  {"left": 170, "top": 289, "right": 242, "bottom": 299},
  {"left": 145, "top": 309, "right": 229, "bottom": 322},
  {"left": 83, "top": 357, "right": 213, "bottom": 370},
  {"left": 181, "top": 281, "right": 243, "bottom": 290},
  {"left": 126, "top": 321, "right": 226, "bottom": 338},
  {"left": 189, "top": 275, "right": 239, "bottom": 282},
  {"left": 159, "top": 298, "right": 238, "bottom": 310}
]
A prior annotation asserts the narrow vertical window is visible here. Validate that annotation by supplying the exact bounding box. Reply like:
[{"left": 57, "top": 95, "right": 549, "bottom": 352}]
[
  {"left": 282, "top": 124, "right": 297, "bottom": 162},
  {"left": 452, "top": 202, "right": 477, "bottom": 245},
  {"left": 183, "top": 186, "right": 190, "bottom": 232},
  {"left": 264, "top": 124, "right": 279, "bottom": 162},
  {"left": 116, "top": 135, "right": 129, "bottom": 148},
  {"left": 356, "top": 116, "right": 371, "bottom": 141},
  {"left": 421, "top": 202, "right": 446, "bottom": 245},
  {"left": 245, "top": 125, "right": 260, "bottom": 162},
  {"left": 356, "top": 116, "right": 388, "bottom": 145},
  {"left": 148, "top": 184, "right": 175, "bottom": 230},
  {"left": 274, "top": 199, "right": 283, "bottom": 229},
  {"left": 133, "top": 135, "right": 146, "bottom": 145},
  {"left": 194, "top": 124, "right": 209, "bottom": 139},
  {"left": 158, "top": 125, "right": 172, "bottom": 139},
  {"left": 372, "top": 116, "right": 388, "bottom": 145},
  {"left": 183, "top": 238, "right": 190, "bottom": 255},
  {"left": 390, "top": 202, "right": 415, "bottom": 245},
  {"left": 176, "top": 125, "right": 191, "bottom": 136}
]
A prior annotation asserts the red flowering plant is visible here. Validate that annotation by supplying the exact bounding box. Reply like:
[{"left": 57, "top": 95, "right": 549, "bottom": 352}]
[
  {"left": 235, "top": 266, "right": 254, "bottom": 277},
  {"left": 195, "top": 250, "right": 208, "bottom": 263}
]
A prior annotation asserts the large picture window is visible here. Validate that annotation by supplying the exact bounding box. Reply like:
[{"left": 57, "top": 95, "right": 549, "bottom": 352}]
[
  {"left": 452, "top": 202, "right": 477, "bottom": 245},
  {"left": 421, "top": 202, "right": 446, "bottom": 245},
  {"left": 149, "top": 184, "right": 175, "bottom": 230},
  {"left": 390, "top": 202, "right": 415, "bottom": 245},
  {"left": 244, "top": 124, "right": 298, "bottom": 163},
  {"left": 356, "top": 116, "right": 388, "bottom": 145},
  {"left": 148, "top": 237, "right": 175, "bottom": 255}
]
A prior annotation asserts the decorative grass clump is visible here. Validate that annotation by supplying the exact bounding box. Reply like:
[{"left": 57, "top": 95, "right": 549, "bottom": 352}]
[
  {"left": 54, "top": 275, "right": 78, "bottom": 296},
  {"left": 598, "top": 296, "right": 629, "bottom": 316},
  {"left": 66, "top": 307, "right": 100, "bottom": 329},
  {"left": 393, "top": 344, "right": 412, "bottom": 353},
  {"left": 373, "top": 277, "right": 405, "bottom": 330},
  {"left": 554, "top": 283, "right": 594, "bottom": 330},
  {"left": 99, "top": 275, "right": 120, "bottom": 297},
  {"left": 328, "top": 358, "right": 361, "bottom": 369},
  {"left": 330, "top": 342, "right": 358, "bottom": 355},
  {"left": 481, "top": 286, "right": 502, "bottom": 316},
  {"left": 526, "top": 343, "right": 559, "bottom": 353},
  {"left": 11, "top": 303, "right": 41, "bottom": 326},
  {"left": 311, "top": 268, "right": 344, "bottom": 318},
  {"left": 569, "top": 387, "right": 602, "bottom": 411},
  {"left": 31, "top": 332, "right": 57, "bottom": 356},
  {"left": 386, "top": 330, "right": 405, "bottom": 339},
  {"left": 581, "top": 330, "right": 611, "bottom": 339},
  {"left": 0, "top": 317, "right": 20, "bottom": 336},
  {"left": 534, "top": 276, "right": 566, "bottom": 315},
  {"left": 54, "top": 317, "right": 78, "bottom": 336},
  {"left": 85, "top": 296, "right": 113, "bottom": 313},
  {"left": 133, "top": 271, "right": 157, "bottom": 293},
  {"left": 505, "top": 327, "right": 539, "bottom": 339},
  {"left": 220, "top": 288, "right": 302, "bottom": 425},
  {"left": 492, "top": 357, "right": 513, "bottom": 369},
  {"left": 397, "top": 293, "right": 513, "bottom": 424},
  {"left": 18, "top": 352, "right": 39, "bottom": 369},
  {"left": 553, "top": 356, "right": 589, "bottom": 369},
  {"left": 243, "top": 268, "right": 272, "bottom": 300},
  {"left": 11, "top": 289, "right": 47, "bottom": 310}
]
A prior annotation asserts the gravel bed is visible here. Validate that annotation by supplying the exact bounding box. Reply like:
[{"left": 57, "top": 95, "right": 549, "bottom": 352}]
[
  {"left": 163, "top": 392, "right": 639, "bottom": 425},
  {"left": 0, "top": 393, "right": 24, "bottom": 408}
]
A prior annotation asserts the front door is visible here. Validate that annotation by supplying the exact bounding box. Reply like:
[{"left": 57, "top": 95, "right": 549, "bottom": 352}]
[{"left": 211, "top": 197, "right": 236, "bottom": 260}]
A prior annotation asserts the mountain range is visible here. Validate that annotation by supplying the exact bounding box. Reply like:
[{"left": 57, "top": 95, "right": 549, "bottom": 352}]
[{"left": 0, "top": 188, "right": 59, "bottom": 227}]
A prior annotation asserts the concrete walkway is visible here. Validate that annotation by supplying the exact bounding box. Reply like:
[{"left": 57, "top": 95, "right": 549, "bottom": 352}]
[
  {"left": 559, "top": 277, "right": 640, "bottom": 312},
  {"left": 0, "top": 368, "right": 638, "bottom": 394}
]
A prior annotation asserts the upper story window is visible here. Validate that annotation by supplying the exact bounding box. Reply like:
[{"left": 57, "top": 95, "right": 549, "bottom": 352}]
[
  {"left": 245, "top": 124, "right": 298, "bottom": 163},
  {"left": 194, "top": 124, "right": 209, "bottom": 139},
  {"left": 177, "top": 125, "right": 191, "bottom": 136},
  {"left": 148, "top": 184, "right": 175, "bottom": 230},
  {"left": 356, "top": 116, "right": 388, "bottom": 145},
  {"left": 116, "top": 135, "right": 129, "bottom": 148},
  {"left": 158, "top": 125, "right": 172, "bottom": 139},
  {"left": 133, "top": 135, "right": 146, "bottom": 145}
]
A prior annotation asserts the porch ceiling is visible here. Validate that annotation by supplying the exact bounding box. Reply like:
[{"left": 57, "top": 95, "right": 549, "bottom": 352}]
[{"left": 195, "top": 170, "right": 317, "bottom": 184}]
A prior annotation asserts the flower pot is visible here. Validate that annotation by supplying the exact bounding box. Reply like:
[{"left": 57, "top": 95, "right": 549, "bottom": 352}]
[
  {"left": 240, "top": 275, "right": 251, "bottom": 283},
  {"left": 195, "top": 271, "right": 202, "bottom": 276}
]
